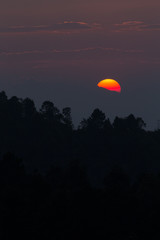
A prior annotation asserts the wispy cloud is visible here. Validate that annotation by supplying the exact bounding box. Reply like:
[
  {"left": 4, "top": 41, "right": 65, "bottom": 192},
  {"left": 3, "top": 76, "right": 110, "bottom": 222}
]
[
  {"left": 114, "top": 21, "right": 160, "bottom": 32},
  {"left": 115, "top": 21, "right": 144, "bottom": 27},
  {"left": 0, "top": 21, "right": 100, "bottom": 35},
  {"left": 0, "top": 47, "right": 143, "bottom": 57},
  {"left": 0, "top": 50, "right": 44, "bottom": 56}
]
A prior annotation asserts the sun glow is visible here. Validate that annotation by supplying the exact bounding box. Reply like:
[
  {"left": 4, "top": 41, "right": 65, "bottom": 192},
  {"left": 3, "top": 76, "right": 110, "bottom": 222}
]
[{"left": 97, "top": 79, "right": 121, "bottom": 93}]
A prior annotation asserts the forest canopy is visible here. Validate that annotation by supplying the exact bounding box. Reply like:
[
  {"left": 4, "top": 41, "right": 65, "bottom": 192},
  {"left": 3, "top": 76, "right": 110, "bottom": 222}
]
[{"left": 0, "top": 91, "right": 160, "bottom": 239}]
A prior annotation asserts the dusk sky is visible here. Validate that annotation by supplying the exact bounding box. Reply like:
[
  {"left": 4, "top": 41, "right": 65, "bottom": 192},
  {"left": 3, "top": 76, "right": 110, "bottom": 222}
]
[{"left": 1, "top": 0, "right": 160, "bottom": 129}]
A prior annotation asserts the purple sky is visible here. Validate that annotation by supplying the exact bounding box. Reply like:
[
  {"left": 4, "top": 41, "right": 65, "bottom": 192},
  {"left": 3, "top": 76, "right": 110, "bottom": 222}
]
[{"left": 1, "top": 0, "right": 160, "bottom": 128}]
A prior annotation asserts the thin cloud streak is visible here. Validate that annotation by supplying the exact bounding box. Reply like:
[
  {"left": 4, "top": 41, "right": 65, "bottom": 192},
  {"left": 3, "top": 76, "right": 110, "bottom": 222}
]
[
  {"left": 114, "top": 21, "right": 160, "bottom": 32},
  {"left": 0, "top": 21, "right": 100, "bottom": 35},
  {"left": 0, "top": 47, "right": 143, "bottom": 57}
]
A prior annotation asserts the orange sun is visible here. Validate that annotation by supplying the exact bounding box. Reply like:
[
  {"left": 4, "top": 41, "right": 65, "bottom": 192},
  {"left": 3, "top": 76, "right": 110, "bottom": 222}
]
[{"left": 97, "top": 79, "right": 121, "bottom": 93}]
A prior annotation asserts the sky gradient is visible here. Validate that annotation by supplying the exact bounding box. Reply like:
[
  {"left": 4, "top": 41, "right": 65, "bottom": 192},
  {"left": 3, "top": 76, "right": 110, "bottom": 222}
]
[{"left": 1, "top": 0, "right": 160, "bottom": 128}]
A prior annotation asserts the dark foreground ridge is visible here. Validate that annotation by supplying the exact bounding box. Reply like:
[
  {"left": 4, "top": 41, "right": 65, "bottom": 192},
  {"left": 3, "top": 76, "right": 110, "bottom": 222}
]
[{"left": 0, "top": 91, "right": 160, "bottom": 239}]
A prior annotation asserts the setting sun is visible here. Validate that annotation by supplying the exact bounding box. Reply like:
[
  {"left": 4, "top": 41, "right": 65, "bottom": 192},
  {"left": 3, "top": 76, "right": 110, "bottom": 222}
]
[{"left": 97, "top": 79, "right": 121, "bottom": 93}]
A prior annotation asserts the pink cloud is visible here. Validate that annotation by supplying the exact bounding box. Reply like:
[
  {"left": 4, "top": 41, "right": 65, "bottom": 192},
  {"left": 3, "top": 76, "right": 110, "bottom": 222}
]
[
  {"left": 0, "top": 47, "right": 143, "bottom": 57},
  {"left": 0, "top": 21, "right": 101, "bottom": 36},
  {"left": 114, "top": 21, "right": 160, "bottom": 32}
]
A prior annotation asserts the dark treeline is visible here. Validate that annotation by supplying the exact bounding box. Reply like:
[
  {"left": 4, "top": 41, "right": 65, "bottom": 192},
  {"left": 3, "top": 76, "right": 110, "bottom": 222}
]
[{"left": 1, "top": 91, "right": 160, "bottom": 239}]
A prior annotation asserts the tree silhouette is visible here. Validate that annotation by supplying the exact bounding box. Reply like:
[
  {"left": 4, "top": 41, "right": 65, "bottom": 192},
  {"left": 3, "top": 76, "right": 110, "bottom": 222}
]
[
  {"left": 40, "top": 100, "right": 62, "bottom": 122},
  {"left": 62, "top": 107, "right": 73, "bottom": 129},
  {"left": 113, "top": 114, "right": 146, "bottom": 132},
  {"left": 22, "top": 98, "right": 36, "bottom": 119},
  {"left": 79, "top": 108, "right": 106, "bottom": 130}
]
